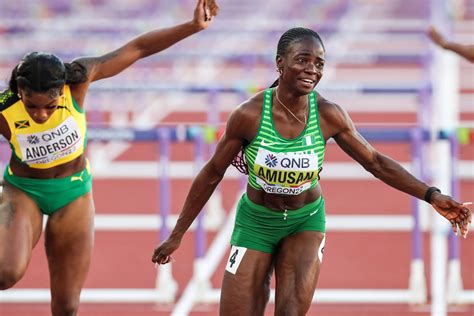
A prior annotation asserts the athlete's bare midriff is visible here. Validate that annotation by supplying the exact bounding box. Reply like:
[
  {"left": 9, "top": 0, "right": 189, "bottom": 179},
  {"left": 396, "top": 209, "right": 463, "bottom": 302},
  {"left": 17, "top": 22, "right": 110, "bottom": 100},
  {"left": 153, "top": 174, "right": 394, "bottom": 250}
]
[
  {"left": 8, "top": 154, "right": 86, "bottom": 179},
  {"left": 246, "top": 183, "right": 322, "bottom": 211}
]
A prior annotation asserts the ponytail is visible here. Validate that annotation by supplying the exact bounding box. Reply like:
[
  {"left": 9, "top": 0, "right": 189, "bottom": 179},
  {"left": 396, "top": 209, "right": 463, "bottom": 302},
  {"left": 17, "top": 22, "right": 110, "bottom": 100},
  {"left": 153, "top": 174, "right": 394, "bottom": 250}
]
[{"left": 8, "top": 65, "right": 20, "bottom": 95}]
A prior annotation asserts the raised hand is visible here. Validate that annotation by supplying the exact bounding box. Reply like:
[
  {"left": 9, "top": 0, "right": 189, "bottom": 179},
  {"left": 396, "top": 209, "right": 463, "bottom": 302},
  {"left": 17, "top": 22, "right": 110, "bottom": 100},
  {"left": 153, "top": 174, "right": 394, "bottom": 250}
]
[
  {"left": 427, "top": 26, "right": 447, "bottom": 48},
  {"left": 193, "top": 0, "right": 220, "bottom": 30}
]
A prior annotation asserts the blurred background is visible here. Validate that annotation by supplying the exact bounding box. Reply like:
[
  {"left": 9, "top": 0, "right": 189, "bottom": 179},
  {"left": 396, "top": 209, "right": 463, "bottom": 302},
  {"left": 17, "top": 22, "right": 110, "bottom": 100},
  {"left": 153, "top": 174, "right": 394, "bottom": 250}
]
[{"left": 0, "top": 0, "right": 473, "bottom": 315}]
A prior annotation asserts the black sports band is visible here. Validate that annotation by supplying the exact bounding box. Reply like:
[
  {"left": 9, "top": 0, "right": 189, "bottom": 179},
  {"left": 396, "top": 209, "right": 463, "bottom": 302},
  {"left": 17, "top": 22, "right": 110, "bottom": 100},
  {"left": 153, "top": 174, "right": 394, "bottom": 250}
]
[{"left": 424, "top": 187, "right": 441, "bottom": 203}]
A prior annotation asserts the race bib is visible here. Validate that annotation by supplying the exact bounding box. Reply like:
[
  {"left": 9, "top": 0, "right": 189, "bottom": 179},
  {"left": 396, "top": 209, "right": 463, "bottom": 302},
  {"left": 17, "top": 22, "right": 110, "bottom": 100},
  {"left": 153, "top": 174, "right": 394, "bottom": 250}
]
[
  {"left": 17, "top": 116, "right": 82, "bottom": 165},
  {"left": 254, "top": 148, "right": 319, "bottom": 195}
]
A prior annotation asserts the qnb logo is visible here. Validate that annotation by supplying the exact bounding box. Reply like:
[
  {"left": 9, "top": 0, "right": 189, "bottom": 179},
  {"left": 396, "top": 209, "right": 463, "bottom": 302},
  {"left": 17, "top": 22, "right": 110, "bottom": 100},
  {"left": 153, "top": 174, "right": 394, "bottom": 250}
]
[
  {"left": 27, "top": 135, "right": 40, "bottom": 145},
  {"left": 265, "top": 154, "right": 278, "bottom": 168}
]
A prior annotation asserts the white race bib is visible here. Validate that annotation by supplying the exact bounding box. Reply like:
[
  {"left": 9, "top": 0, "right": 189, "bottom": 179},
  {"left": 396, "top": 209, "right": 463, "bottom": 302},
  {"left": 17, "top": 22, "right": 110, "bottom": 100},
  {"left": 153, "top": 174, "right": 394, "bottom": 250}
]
[
  {"left": 254, "top": 148, "right": 319, "bottom": 195},
  {"left": 17, "top": 116, "right": 82, "bottom": 165}
]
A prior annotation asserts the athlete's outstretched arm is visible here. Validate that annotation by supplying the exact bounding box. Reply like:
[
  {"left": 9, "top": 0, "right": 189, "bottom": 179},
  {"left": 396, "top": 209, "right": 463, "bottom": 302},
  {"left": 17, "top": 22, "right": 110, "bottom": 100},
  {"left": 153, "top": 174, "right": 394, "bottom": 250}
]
[
  {"left": 74, "top": 0, "right": 219, "bottom": 83},
  {"left": 428, "top": 26, "right": 474, "bottom": 63},
  {"left": 151, "top": 105, "right": 250, "bottom": 265},
  {"left": 325, "top": 101, "right": 471, "bottom": 237}
]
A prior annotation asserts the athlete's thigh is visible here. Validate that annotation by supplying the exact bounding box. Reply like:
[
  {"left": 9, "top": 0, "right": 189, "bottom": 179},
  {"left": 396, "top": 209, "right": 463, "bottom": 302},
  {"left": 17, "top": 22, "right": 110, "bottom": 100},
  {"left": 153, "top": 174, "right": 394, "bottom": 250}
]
[
  {"left": 45, "top": 191, "right": 95, "bottom": 296},
  {"left": 274, "top": 231, "right": 325, "bottom": 313},
  {"left": 0, "top": 182, "right": 43, "bottom": 277},
  {"left": 220, "top": 246, "right": 274, "bottom": 315}
]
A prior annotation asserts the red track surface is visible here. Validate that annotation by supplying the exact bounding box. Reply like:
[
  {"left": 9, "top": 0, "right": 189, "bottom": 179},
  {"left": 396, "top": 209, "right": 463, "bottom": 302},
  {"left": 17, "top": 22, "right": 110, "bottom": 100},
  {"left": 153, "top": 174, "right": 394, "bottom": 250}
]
[{"left": 1, "top": 111, "right": 473, "bottom": 316}]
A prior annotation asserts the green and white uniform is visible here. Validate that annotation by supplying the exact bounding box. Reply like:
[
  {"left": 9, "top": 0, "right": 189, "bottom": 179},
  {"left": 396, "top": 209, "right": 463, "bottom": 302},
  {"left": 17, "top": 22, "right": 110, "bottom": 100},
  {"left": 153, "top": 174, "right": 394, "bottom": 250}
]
[
  {"left": 230, "top": 89, "right": 326, "bottom": 254},
  {"left": 244, "top": 89, "right": 325, "bottom": 193}
]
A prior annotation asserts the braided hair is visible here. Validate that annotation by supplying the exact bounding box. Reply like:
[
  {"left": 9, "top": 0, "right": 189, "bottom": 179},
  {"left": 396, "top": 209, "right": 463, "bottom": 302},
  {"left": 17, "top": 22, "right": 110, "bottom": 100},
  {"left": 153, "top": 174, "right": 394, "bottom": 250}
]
[
  {"left": 231, "top": 27, "right": 325, "bottom": 175},
  {"left": 270, "top": 27, "right": 325, "bottom": 88},
  {"left": 8, "top": 52, "right": 87, "bottom": 97}
]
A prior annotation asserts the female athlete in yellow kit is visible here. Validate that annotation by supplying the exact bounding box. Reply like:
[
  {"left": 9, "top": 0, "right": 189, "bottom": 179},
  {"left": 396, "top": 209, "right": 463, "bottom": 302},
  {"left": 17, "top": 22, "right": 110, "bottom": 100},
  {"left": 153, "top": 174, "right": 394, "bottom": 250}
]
[{"left": 0, "top": 1, "right": 218, "bottom": 315}]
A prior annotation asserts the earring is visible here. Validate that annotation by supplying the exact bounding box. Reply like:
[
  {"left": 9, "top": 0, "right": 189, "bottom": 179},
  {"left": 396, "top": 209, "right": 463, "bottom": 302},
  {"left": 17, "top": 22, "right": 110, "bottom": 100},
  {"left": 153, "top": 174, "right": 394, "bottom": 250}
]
[{"left": 17, "top": 93, "right": 21, "bottom": 99}]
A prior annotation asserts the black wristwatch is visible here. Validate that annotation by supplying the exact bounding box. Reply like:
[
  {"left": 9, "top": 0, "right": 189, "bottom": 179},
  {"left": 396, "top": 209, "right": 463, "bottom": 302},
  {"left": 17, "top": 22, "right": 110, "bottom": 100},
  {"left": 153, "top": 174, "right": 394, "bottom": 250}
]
[{"left": 424, "top": 187, "right": 441, "bottom": 203}]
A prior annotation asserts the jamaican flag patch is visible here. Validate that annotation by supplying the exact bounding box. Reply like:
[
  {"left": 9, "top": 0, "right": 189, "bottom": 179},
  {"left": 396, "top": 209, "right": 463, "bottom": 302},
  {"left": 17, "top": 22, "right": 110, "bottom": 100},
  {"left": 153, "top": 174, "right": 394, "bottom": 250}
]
[{"left": 15, "top": 120, "right": 30, "bottom": 129}]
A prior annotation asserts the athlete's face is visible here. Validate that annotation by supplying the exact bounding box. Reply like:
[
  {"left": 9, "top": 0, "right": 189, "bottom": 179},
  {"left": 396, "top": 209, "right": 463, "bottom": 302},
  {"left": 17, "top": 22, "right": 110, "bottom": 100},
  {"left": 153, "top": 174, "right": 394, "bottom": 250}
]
[
  {"left": 277, "top": 37, "right": 325, "bottom": 95},
  {"left": 19, "top": 87, "right": 63, "bottom": 124}
]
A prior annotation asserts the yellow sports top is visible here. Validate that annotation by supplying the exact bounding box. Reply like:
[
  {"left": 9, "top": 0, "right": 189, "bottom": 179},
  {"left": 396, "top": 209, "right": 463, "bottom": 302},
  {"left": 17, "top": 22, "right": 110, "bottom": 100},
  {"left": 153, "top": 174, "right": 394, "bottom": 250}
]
[{"left": 1, "top": 85, "right": 87, "bottom": 169}]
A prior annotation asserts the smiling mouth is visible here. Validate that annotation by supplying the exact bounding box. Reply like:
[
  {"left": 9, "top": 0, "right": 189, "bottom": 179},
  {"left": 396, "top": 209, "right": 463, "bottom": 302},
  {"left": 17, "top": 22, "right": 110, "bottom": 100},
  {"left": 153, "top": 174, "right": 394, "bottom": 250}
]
[{"left": 301, "top": 78, "right": 315, "bottom": 85}]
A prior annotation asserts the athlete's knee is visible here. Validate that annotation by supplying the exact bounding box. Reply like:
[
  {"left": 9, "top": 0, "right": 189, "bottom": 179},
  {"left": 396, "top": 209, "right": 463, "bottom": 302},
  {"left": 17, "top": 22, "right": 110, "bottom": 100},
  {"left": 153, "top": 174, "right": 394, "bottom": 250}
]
[
  {"left": 280, "top": 292, "right": 316, "bottom": 316},
  {"left": 51, "top": 295, "right": 80, "bottom": 316},
  {"left": 275, "top": 302, "right": 309, "bottom": 316},
  {"left": 0, "top": 266, "right": 24, "bottom": 290},
  {"left": 275, "top": 305, "right": 296, "bottom": 316}
]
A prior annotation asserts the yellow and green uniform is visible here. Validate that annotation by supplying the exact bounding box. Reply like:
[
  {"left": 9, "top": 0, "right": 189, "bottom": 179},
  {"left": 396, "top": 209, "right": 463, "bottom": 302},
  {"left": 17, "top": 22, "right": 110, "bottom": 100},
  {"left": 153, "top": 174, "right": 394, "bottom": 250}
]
[
  {"left": 0, "top": 86, "right": 91, "bottom": 215},
  {"left": 2, "top": 85, "right": 86, "bottom": 168}
]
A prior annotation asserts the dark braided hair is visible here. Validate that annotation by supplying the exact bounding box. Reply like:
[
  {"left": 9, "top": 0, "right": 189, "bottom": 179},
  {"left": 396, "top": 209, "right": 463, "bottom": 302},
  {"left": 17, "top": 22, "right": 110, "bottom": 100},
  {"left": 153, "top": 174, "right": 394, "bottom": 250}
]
[
  {"left": 8, "top": 52, "right": 87, "bottom": 96},
  {"left": 231, "top": 27, "right": 325, "bottom": 175}
]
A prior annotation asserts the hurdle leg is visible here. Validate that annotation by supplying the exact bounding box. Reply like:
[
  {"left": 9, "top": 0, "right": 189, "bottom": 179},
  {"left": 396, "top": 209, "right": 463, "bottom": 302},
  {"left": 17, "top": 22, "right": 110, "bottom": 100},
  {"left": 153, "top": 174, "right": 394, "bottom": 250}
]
[{"left": 155, "top": 264, "right": 178, "bottom": 303}]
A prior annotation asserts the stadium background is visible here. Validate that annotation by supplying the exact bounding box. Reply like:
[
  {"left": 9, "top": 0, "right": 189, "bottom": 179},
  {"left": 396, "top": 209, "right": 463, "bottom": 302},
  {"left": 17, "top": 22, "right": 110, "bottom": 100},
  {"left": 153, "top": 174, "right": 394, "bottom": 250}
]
[{"left": 0, "top": 0, "right": 473, "bottom": 315}]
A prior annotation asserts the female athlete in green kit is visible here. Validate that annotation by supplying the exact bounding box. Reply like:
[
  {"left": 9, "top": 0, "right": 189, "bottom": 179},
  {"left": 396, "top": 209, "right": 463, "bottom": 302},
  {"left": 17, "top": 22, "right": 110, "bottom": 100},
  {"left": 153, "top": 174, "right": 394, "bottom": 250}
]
[{"left": 152, "top": 26, "right": 471, "bottom": 315}]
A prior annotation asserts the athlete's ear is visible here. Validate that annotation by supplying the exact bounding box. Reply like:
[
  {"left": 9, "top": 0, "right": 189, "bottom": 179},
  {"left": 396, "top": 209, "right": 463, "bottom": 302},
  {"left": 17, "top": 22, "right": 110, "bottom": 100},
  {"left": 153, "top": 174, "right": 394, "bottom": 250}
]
[{"left": 276, "top": 55, "right": 283, "bottom": 71}]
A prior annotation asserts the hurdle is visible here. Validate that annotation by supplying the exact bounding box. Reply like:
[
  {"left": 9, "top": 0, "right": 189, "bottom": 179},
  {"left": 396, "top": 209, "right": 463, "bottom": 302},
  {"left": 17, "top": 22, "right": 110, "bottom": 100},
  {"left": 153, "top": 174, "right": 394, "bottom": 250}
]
[
  {"left": 446, "top": 132, "right": 474, "bottom": 305},
  {"left": 154, "top": 127, "right": 178, "bottom": 303},
  {"left": 429, "top": 3, "right": 470, "bottom": 313}
]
